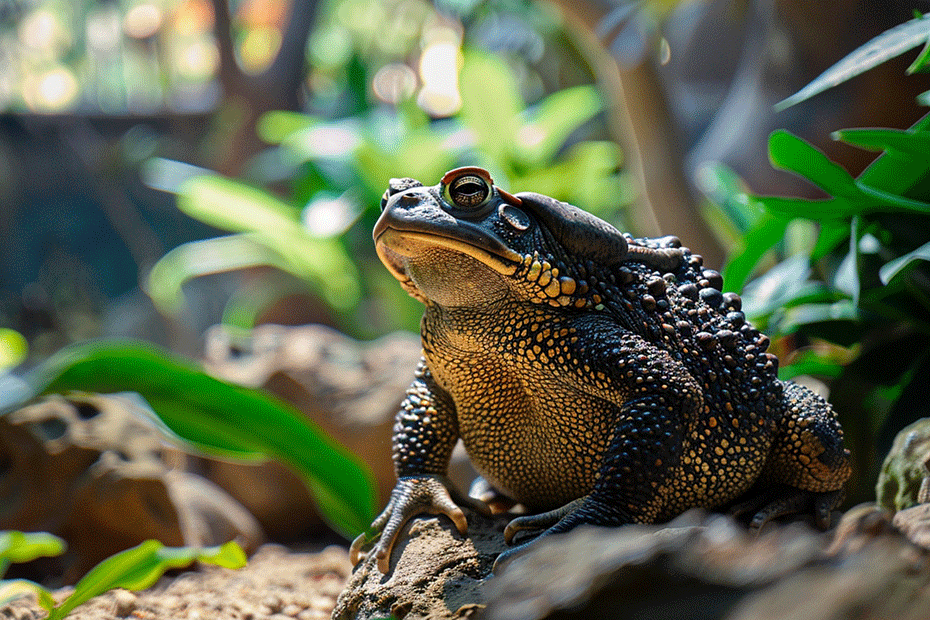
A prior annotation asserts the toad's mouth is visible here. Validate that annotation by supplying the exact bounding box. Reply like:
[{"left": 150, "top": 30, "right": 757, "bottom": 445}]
[{"left": 374, "top": 225, "right": 522, "bottom": 284}]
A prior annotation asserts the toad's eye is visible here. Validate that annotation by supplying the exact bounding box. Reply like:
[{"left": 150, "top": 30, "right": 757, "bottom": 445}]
[{"left": 446, "top": 174, "right": 491, "bottom": 209}]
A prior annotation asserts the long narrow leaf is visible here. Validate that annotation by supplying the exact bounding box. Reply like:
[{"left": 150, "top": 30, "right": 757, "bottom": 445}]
[
  {"left": 26, "top": 341, "right": 377, "bottom": 537},
  {"left": 768, "top": 131, "right": 861, "bottom": 198},
  {"left": 0, "top": 580, "right": 55, "bottom": 610},
  {"left": 0, "top": 532, "right": 65, "bottom": 567},
  {"left": 47, "top": 541, "right": 246, "bottom": 620},
  {"left": 776, "top": 13, "right": 930, "bottom": 110},
  {"left": 833, "top": 128, "right": 930, "bottom": 157},
  {"left": 879, "top": 240, "right": 930, "bottom": 284}
]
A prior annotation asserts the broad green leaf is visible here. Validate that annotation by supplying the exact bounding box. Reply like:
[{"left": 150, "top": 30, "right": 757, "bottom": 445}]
[
  {"left": 833, "top": 128, "right": 930, "bottom": 158},
  {"left": 879, "top": 240, "right": 930, "bottom": 284},
  {"left": 0, "top": 329, "right": 27, "bottom": 371},
  {"left": 776, "top": 13, "right": 930, "bottom": 110},
  {"left": 146, "top": 235, "right": 289, "bottom": 315},
  {"left": 0, "top": 580, "right": 55, "bottom": 611},
  {"left": 47, "top": 541, "right": 246, "bottom": 620},
  {"left": 856, "top": 112, "right": 930, "bottom": 190},
  {"left": 0, "top": 531, "right": 65, "bottom": 567},
  {"left": 722, "top": 214, "right": 790, "bottom": 292},
  {"left": 27, "top": 341, "right": 377, "bottom": 537},
  {"left": 768, "top": 131, "right": 861, "bottom": 198},
  {"left": 762, "top": 132, "right": 930, "bottom": 216},
  {"left": 517, "top": 86, "right": 603, "bottom": 166}
]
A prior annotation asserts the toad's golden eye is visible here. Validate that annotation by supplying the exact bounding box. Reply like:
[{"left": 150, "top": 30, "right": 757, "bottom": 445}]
[{"left": 446, "top": 174, "right": 491, "bottom": 209}]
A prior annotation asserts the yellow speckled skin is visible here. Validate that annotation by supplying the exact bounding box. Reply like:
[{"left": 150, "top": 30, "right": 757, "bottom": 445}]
[{"left": 353, "top": 168, "right": 851, "bottom": 572}]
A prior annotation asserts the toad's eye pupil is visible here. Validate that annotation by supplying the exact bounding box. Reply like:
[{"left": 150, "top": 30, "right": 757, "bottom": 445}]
[{"left": 449, "top": 176, "right": 489, "bottom": 208}]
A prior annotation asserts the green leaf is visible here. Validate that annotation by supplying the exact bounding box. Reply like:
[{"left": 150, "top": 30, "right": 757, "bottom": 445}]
[
  {"left": 27, "top": 341, "right": 377, "bottom": 538},
  {"left": 833, "top": 128, "right": 930, "bottom": 157},
  {"left": 0, "top": 329, "right": 27, "bottom": 371},
  {"left": 879, "top": 240, "right": 930, "bottom": 284},
  {"left": 694, "top": 163, "right": 764, "bottom": 233},
  {"left": 776, "top": 13, "right": 930, "bottom": 110},
  {"left": 811, "top": 219, "right": 849, "bottom": 260},
  {"left": 146, "top": 235, "right": 290, "bottom": 316},
  {"left": 919, "top": 90, "right": 930, "bottom": 106},
  {"left": 257, "top": 111, "right": 319, "bottom": 144},
  {"left": 722, "top": 214, "right": 790, "bottom": 292},
  {"left": 47, "top": 540, "right": 246, "bottom": 620},
  {"left": 0, "top": 579, "right": 55, "bottom": 611},
  {"left": 768, "top": 131, "right": 861, "bottom": 198},
  {"left": 764, "top": 131, "right": 930, "bottom": 216},
  {"left": 176, "top": 176, "right": 360, "bottom": 310},
  {"left": 907, "top": 37, "right": 930, "bottom": 73},
  {"left": 739, "top": 254, "right": 811, "bottom": 318},
  {"left": 779, "top": 351, "right": 845, "bottom": 381},
  {"left": 0, "top": 531, "right": 66, "bottom": 567}
]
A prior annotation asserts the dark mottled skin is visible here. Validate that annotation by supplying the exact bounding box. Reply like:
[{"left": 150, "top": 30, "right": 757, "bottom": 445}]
[{"left": 352, "top": 167, "right": 851, "bottom": 572}]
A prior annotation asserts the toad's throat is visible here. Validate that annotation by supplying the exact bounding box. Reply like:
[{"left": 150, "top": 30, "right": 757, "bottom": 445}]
[{"left": 375, "top": 227, "right": 521, "bottom": 282}]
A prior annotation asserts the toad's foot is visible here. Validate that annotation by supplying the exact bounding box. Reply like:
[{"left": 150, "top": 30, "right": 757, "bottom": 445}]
[
  {"left": 494, "top": 496, "right": 625, "bottom": 572},
  {"left": 350, "top": 474, "right": 488, "bottom": 573},
  {"left": 729, "top": 484, "right": 844, "bottom": 530}
]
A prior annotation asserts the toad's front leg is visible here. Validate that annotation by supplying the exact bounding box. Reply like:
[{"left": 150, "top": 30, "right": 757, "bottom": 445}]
[{"left": 350, "top": 358, "right": 487, "bottom": 573}]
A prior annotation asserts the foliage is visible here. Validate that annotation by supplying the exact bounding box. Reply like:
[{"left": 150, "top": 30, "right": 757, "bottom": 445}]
[
  {"left": 776, "top": 11, "right": 930, "bottom": 110},
  {"left": 704, "top": 18, "right": 930, "bottom": 500},
  {"left": 147, "top": 46, "right": 630, "bottom": 336},
  {"left": 0, "top": 532, "right": 245, "bottom": 618},
  {"left": 15, "top": 340, "right": 377, "bottom": 539}
]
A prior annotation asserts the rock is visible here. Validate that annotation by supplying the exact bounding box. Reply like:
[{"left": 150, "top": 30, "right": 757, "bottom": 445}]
[
  {"left": 0, "top": 393, "right": 264, "bottom": 581},
  {"left": 877, "top": 418, "right": 930, "bottom": 511},
  {"left": 335, "top": 507, "right": 930, "bottom": 620},
  {"left": 485, "top": 512, "right": 824, "bottom": 620},
  {"left": 892, "top": 503, "right": 930, "bottom": 551},
  {"left": 332, "top": 507, "right": 509, "bottom": 620},
  {"left": 202, "top": 324, "right": 421, "bottom": 538}
]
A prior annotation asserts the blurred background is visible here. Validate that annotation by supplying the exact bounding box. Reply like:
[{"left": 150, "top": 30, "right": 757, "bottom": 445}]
[
  {"left": 1, "top": 0, "right": 929, "bottom": 522},
  {"left": 0, "top": 0, "right": 924, "bottom": 354}
]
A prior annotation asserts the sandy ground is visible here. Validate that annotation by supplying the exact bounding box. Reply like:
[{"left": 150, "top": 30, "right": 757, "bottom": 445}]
[{"left": 2, "top": 545, "right": 352, "bottom": 620}]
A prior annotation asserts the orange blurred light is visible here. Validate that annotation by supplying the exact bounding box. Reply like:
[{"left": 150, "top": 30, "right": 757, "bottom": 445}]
[
  {"left": 173, "top": 0, "right": 215, "bottom": 36},
  {"left": 237, "top": 0, "right": 288, "bottom": 29}
]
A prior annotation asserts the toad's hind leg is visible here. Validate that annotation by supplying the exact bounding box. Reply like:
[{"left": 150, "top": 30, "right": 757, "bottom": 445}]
[{"left": 733, "top": 381, "right": 851, "bottom": 529}]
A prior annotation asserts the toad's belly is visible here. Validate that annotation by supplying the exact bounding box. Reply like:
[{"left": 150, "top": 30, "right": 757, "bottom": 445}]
[{"left": 455, "top": 390, "right": 614, "bottom": 511}]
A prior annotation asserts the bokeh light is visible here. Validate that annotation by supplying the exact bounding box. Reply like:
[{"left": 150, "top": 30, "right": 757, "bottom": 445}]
[{"left": 417, "top": 27, "right": 463, "bottom": 117}]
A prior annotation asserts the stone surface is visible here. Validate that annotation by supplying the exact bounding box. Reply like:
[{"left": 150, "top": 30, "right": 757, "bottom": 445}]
[
  {"left": 877, "top": 417, "right": 930, "bottom": 511},
  {"left": 203, "top": 324, "right": 421, "bottom": 538},
  {"left": 0, "top": 393, "right": 263, "bottom": 581},
  {"left": 332, "top": 507, "right": 509, "bottom": 620},
  {"left": 334, "top": 506, "right": 930, "bottom": 620}
]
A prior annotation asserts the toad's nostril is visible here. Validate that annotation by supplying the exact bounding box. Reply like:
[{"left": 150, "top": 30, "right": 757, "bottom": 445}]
[{"left": 382, "top": 178, "right": 423, "bottom": 210}]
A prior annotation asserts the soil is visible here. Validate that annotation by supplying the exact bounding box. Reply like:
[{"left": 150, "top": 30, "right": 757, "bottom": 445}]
[{"left": 2, "top": 544, "right": 352, "bottom": 620}]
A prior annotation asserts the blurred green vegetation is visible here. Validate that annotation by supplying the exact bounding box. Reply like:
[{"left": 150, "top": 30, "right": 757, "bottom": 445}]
[
  {"left": 0, "top": 532, "right": 246, "bottom": 616},
  {"left": 141, "top": 1, "right": 631, "bottom": 337}
]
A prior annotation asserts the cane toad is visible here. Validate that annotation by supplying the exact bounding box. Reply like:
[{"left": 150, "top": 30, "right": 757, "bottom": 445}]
[{"left": 352, "top": 167, "right": 851, "bottom": 571}]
